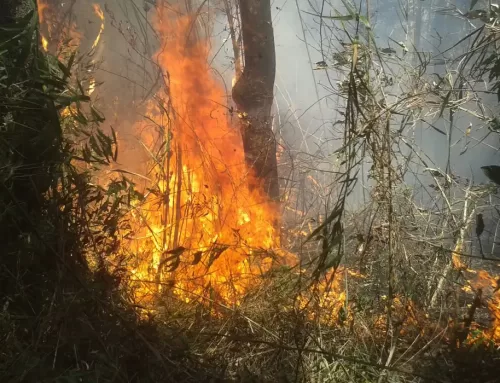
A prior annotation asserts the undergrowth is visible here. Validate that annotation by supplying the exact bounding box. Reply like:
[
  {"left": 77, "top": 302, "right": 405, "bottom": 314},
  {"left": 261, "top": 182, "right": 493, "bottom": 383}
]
[{"left": 0, "top": 4, "right": 217, "bottom": 382}]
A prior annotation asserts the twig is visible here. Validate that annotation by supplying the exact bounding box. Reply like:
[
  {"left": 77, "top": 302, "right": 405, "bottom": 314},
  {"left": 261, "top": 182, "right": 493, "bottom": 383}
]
[
  {"left": 429, "top": 187, "right": 474, "bottom": 308},
  {"left": 199, "top": 333, "right": 448, "bottom": 383}
]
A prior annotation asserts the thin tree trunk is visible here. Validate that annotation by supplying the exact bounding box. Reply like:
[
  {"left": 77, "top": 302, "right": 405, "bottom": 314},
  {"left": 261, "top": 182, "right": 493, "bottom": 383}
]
[{"left": 232, "top": 0, "right": 279, "bottom": 200}]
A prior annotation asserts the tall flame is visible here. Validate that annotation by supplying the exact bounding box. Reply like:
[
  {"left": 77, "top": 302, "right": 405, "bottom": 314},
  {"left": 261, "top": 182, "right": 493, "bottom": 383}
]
[
  {"left": 37, "top": 0, "right": 48, "bottom": 23},
  {"left": 91, "top": 4, "right": 105, "bottom": 50},
  {"left": 37, "top": 0, "right": 49, "bottom": 51},
  {"left": 33, "top": 1, "right": 500, "bottom": 343},
  {"left": 114, "top": 9, "right": 289, "bottom": 306}
]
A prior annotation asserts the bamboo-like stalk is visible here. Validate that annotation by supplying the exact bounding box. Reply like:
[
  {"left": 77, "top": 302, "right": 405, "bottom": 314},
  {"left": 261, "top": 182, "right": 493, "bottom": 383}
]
[
  {"left": 222, "top": 0, "right": 242, "bottom": 82},
  {"left": 429, "top": 187, "right": 474, "bottom": 308}
]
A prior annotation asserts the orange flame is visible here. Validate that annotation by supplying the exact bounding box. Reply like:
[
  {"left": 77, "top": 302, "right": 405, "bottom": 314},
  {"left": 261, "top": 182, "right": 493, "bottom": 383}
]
[
  {"left": 88, "top": 78, "right": 96, "bottom": 95},
  {"left": 36, "top": 0, "right": 48, "bottom": 24},
  {"left": 113, "top": 9, "right": 289, "bottom": 306},
  {"left": 298, "top": 269, "right": 348, "bottom": 325},
  {"left": 37, "top": 0, "right": 49, "bottom": 51},
  {"left": 36, "top": 0, "right": 82, "bottom": 58},
  {"left": 468, "top": 270, "right": 500, "bottom": 343},
  {"left": 91, "top": 4, "right": 105, "bottom": 50}
]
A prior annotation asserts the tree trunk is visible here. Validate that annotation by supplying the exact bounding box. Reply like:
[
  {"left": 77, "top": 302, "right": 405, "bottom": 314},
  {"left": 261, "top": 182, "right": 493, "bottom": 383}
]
[{"left": 232, "top": 0, "right": 279, "bottom": 200}]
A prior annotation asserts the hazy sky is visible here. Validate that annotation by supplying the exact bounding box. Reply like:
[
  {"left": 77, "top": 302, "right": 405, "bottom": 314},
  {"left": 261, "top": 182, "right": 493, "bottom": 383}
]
[{"left": 269, "top": 0, "right": 500, "bottom": 184}]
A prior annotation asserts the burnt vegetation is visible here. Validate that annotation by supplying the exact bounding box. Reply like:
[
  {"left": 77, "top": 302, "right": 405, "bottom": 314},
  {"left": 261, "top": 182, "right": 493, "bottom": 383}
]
[{"left": 1, "top": 0, "right": 500, "bottom": 383}]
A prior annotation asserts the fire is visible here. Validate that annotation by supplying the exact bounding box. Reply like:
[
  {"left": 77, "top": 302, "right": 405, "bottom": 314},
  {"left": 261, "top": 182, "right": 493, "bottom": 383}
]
[
  {"left": 34, "top": 3, "right": 500, "bottom": 345},
  {"left": 466, "top": 270, "right": 500, "bottom": 343},
  {"left": 111, "top": 8, "right": 289, "bottom": 306},
  {"left": 41, "top": 35, "right": 49, "bottom": 52},
  {"left": 36, "top": 0, "right": 48, "bottom": 24},
  {"left": 37, "top": 0, "right": 49, "bottom": 51},
  {"left": 451, "top": 238, "right": 499, "bottom": 344},
  {"left": 91, "top": 4, "right": 105, "bottom": 50},
  {"left": 298, "top": 269, "right": 348, "bottom": 325},
  {"left": 36, "top": 0, "right": 82, "bottom": 58}
]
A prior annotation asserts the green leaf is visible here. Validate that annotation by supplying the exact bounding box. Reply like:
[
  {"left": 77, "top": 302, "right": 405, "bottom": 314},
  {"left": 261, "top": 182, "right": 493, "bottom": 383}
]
[
  {"left": 77, "top": 79, "right": 87, "bottom": 96},
  {"left": 306, "top": 205, "right": 343, "bottom": 242},
  {"left": 82, "top": 145, "right": 91, "bottom": 163},
  {"left": 89, "top": 135, "right": 104, "bottom": 157},
  {"left": 130, "top": 189, "right": 144, "bottom": 202},
  {"left": 359, "top": 15, "right": 371, "bottom": 29},
  {"left": 340, "top": 0, "right": 357, "bottom": 15},
  {"left": 57, "top": 61, "right": 71, "bottom": 79},
  {"left": 64, "top": 51, "right": 76, "bottom": 78},
  {"left": 73, "top": 109, "right": 88, "bottom": 125},
  {"left": 107, "top": 180, "right": 127, "bottom": 195},
  {"left": 96, "top": 128, "right": 113, "bottom": 161},
  {"left": 55, "top": 94, "right": 90, "bottom": 107},
  {"left": 0, "top": 10, "right": 35, "bottom": 45},
  {"left": 37, "top": 74, "right": 66, "bottom": 89},
  {"left": 327, "top": 15, "right": 355, "bottom": 21},
  {"left": 90, "top": 105, "right": 105, "bottom": 123}
]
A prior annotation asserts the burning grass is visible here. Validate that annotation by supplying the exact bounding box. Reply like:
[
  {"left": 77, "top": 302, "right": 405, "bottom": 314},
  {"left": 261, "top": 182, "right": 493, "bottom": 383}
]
[{"left": 101, "top": 8, "right": 291, "bottom": 308}]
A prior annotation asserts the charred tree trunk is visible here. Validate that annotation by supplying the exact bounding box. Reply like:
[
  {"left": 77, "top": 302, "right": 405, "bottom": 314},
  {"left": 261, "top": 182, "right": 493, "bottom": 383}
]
[{"left": 232, "top": 0, "right": 279, "bottom": 200}]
